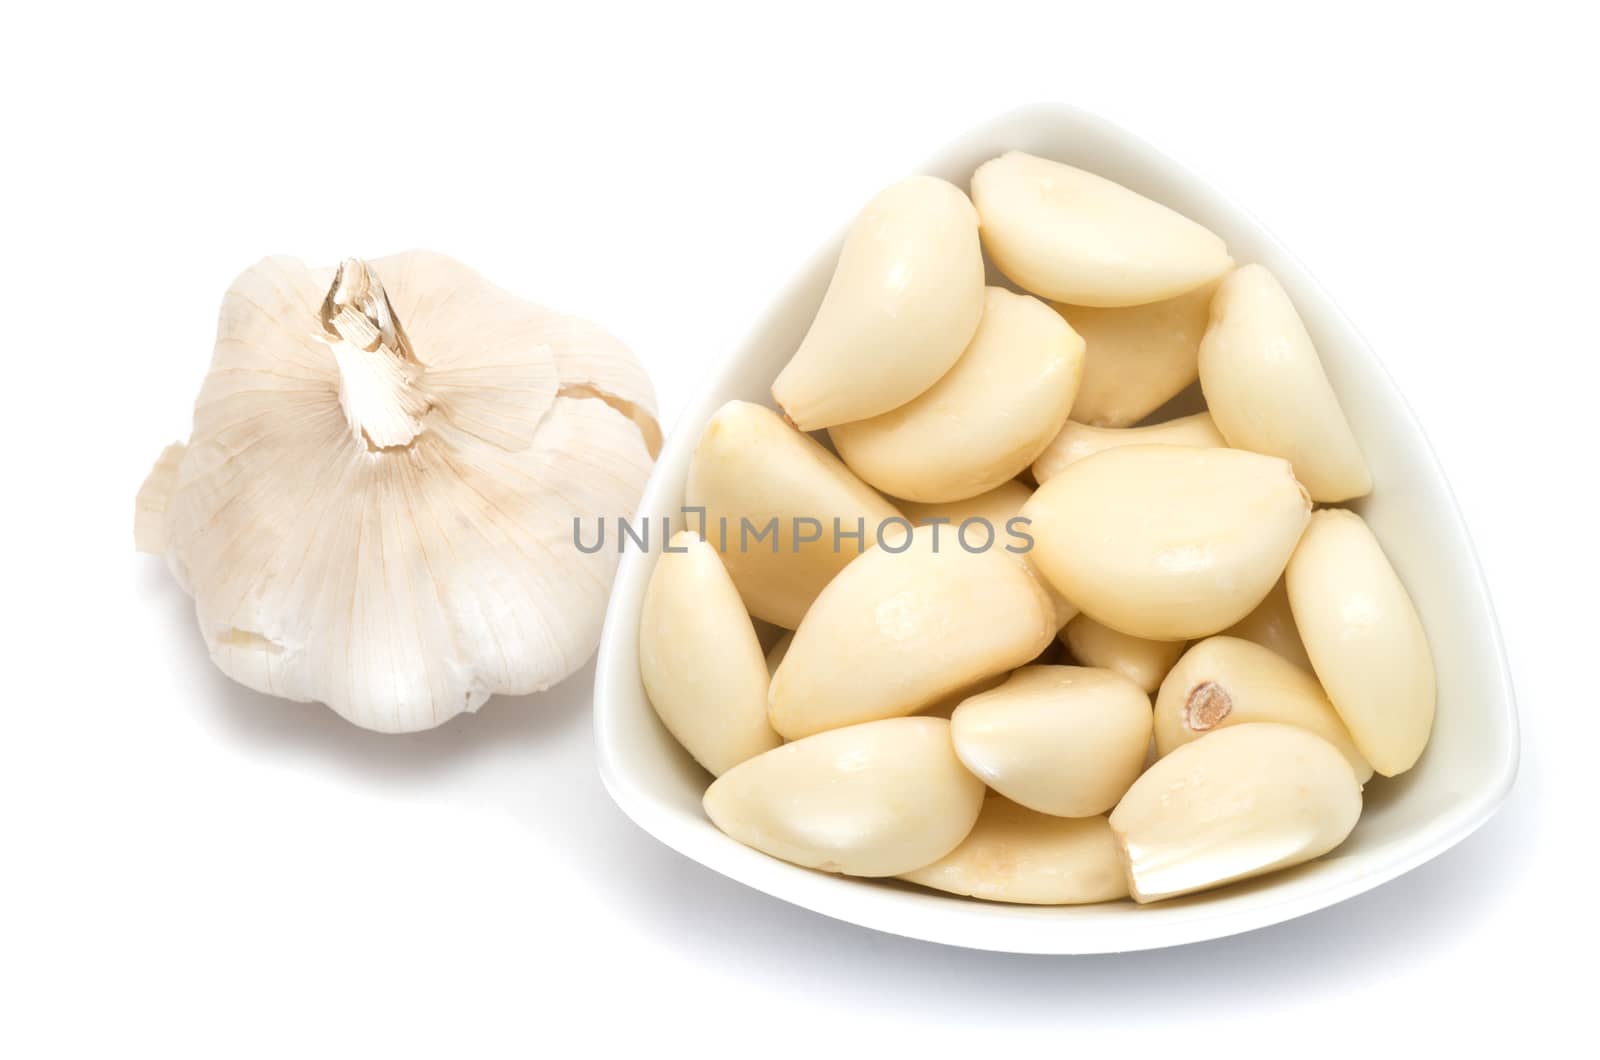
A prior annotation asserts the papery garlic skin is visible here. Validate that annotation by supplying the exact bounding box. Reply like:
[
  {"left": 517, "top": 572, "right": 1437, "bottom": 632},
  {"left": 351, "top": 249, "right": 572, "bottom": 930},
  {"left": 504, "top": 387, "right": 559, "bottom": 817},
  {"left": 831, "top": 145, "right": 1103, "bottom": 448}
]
[
  {"left": 684, "top": 400, "right": 900, "bottom": 629},
  {"left": 772, "top": 176, "right": 985, "bottom": 430},
  {"left": 1057, "top": 280, "right": 1221, "bottom": 427},
  {"left": 1021, "top": 445, "right": 1312, "bottom": 640},
  {"left": 769, "top": 524, "right": 1056, "bottom": 740},
  {"left": 1198, "top": 265, "right": 1371, "bottom": 502},
  {"left": 639, "top": 531, "right": 781, "bottom": 776},
  {"left": 1219, "top": 576, "right": 1313, "bottom": 671},
  {"left": 1110, "top": 723, "right": 1362, "bottom": 903},
  {"left": 134, "top": 443, "right": 185, "bottom": 554},
  {"left": 951, "top": 665, "right": 1152, "bottom": 818},
  {"left": 703, "top": 717, "right": 985, "bottom": 878},
  {"left": 1153, "top": 636, "right": 1372, "bottom": 781},
  {"left": 1032, "top": 412, "right": 1224, "bottom": 486},
  {"left": 971, "top": 152, "right": 1232, "bottom": 307},
  {"left": 1287, "top": 510, "right": 1436, "bottom": 777},
  {"left": 900, "top": 798, "right": 1128, "bottom": 905},
  {"left": 138, "top": 253, "right": 659, "bottom": 733},
  {"left": 830, "top": 287, "right": 1084, "bottom": 503},
  {"left": 1060, "top": 614, "right": 1185, "bottom": 695}
]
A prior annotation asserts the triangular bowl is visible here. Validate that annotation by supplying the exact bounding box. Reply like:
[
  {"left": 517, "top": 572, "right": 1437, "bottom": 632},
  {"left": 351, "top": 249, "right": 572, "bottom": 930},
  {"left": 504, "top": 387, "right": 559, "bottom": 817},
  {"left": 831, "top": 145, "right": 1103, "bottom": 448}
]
[{"left": 593, "top": 103, "right": 1519, "bottom": 953}]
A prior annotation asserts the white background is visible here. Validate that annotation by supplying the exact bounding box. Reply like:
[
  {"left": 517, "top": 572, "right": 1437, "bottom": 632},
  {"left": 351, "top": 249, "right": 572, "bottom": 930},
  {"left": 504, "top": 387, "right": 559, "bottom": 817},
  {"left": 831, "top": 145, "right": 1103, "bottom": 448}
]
[{"left": 3, "top": 2, "right": 1596, "bottom": 1055}]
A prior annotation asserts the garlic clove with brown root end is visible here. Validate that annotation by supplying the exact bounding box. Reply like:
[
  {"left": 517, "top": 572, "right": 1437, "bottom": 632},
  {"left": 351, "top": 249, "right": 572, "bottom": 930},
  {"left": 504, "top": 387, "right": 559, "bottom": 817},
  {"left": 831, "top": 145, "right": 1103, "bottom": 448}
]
[
  {"left": 900, "top": 797, "right": 1128, "bottom": 905},
  {"left": 1153, "top": 636, "right": 1372, "bottom": 782},
  {"left": 136, "top": 253, "right": 660, "bottom": 733},
  {"left": 639, "top": 531, "right": 782, "bottom": 776},
  {"left": 1110, "top": 723, "right": 1363, "bottom": 903}
]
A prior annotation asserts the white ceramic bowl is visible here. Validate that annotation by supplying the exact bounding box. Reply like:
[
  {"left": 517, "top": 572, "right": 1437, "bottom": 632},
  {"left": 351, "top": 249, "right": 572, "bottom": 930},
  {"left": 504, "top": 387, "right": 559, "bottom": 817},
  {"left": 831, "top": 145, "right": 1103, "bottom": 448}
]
[{"left": 593, "top": 103, "right": 1519, "bottom": 954}]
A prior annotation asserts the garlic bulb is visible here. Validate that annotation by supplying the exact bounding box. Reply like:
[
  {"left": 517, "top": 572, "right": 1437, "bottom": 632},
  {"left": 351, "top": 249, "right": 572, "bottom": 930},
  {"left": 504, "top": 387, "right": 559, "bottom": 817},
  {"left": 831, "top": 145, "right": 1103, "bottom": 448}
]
[{"left": 136, "top": 253, "right": 660, "bottom": 733}]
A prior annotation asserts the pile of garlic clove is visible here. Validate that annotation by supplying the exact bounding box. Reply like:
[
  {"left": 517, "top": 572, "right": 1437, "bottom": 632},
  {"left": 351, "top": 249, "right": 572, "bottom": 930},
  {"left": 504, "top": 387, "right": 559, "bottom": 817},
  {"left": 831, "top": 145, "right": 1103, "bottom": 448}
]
[{"left": 638, "top": 150, "right": 1437, "bottom": 905}]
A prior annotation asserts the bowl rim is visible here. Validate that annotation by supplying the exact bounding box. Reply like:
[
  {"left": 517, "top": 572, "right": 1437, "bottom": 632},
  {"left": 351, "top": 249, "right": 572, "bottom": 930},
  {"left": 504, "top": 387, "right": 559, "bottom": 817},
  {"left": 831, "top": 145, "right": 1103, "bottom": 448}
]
[{"left": 592, "top": 101, "right": 1520, "bottom": 954}]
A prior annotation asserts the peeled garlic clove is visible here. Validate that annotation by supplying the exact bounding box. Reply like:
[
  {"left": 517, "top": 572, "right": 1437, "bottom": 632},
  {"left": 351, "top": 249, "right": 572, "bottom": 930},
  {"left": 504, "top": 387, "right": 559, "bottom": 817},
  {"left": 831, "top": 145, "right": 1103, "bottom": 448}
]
[
  {"left": 900, "top": 798, "right": 1128, "bottom": 905},
  {"left": 638, "top": 531, "right": 782, "bottom": 776},
  {"left": 771, "top": 176, "right": 985, "bottom": 430},
  {"left": 769, "top": 524, "right": 1055, "bottom": 740},
  {"left": 703, "top": 717, "right": 985, "bottom": 877},
  {"left": 1110, "top": 723, "right": 1363, "bottom": 903},
  {"left": 951, "top": 666, "right": 1152, "bottom": 818},
  {"left": 897, "top": 479, "right": 1033, "bottom": 529},
  {"left": 1060, "top": 614, "right": 1184, "bottom": 695},
  {"left": 1057, "top": 280, "right": 1222, "bottom": 427},
  {"left": 1153, "top": 636, "right": 1371, "bottom": 781},
  {"left": 830, "top": 287, "right": 1084, "bottom": 502},
  {"left": 1198, "top": 265, "right": 1371, "bottom": 502},
  {"left": 971, "top": 151, "right": 1232, "bottom": 307},
  {"left": 1022, "top": 445, "right": 1311, "bottom": 640},
  {"left": 1286, "top": 510, "right": 1436, "bottom": 776},
  {"left": 898, "top": 481, "right": 1078, "bottom": 629},
  {"left": 137, "top": 254, "right": 659, "bottom": 733},
  {"left": 1220, "top": 576, "right": 1313, "bottom": 672},
  {"left": 1033, "top": 411, "right": 1225, "bottom": 486},
  {"left": 684, "top": 400, "right": 900, "bottom": 629}
]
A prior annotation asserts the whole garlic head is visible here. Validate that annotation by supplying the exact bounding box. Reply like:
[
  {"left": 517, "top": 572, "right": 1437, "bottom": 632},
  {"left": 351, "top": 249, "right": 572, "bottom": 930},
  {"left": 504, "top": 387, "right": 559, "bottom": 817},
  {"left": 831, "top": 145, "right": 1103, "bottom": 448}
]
[{"left": 137, "top": 252, "right": 660, "bottom": 733}]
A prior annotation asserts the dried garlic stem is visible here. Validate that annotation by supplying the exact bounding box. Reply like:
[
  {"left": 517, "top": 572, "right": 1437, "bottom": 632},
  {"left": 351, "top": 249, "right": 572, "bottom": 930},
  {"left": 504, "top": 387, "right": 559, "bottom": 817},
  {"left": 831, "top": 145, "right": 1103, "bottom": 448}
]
[{"left": 321, "top": 258, "right": 432, "bottom": 450}]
